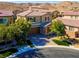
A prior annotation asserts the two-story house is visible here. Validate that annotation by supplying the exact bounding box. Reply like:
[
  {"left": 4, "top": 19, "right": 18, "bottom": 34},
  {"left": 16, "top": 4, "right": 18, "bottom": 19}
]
[
  {"left": 57, "top": 11, "right": 79, "bottom": 38},
  {"left": 17, "top": 7, "right": 53, "bottom": 34},
  {"left": 0, "top": 10, "right": 14, "bottom": 25}
]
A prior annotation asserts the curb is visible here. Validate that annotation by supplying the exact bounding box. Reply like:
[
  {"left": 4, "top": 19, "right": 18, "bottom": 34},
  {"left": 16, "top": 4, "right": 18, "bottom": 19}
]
[
  {"left": 7, "top": 45, "right": 79, "bottom": 58},
  {"left": 35, "top": 45, "right": 79, "bottom": 50}
]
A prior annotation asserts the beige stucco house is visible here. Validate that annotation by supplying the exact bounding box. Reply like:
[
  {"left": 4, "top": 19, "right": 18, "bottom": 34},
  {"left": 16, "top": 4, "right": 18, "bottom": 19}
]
[
  {"left": 17, "top": 7, "right": 53, "bottom": 34},
  {"left": 57, "top": 11, "right": 79, "bottom": 38}
]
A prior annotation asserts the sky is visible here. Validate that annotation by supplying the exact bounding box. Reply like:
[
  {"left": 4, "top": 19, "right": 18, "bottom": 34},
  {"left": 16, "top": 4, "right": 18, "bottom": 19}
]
[{"left": 0, "top": 0, "right": 79, "bottom": 3}]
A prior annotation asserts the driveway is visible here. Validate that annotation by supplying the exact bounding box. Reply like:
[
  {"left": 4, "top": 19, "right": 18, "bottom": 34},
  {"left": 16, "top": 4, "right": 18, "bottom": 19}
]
[
  {"left": 15, "top": 47, "right": 79, "bottom": 58},
  {"left": 28, "top": 34, "right": 49, "bottom": 46}
]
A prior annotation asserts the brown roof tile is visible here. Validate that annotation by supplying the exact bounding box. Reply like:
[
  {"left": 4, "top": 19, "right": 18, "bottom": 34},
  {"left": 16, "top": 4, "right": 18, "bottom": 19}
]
[
  {"left": 57, "top": 17, "right": 79, "bottom": 27},
  {"left": 61, "top": 11, "right": 79, "bottom": 16},
  {"left": 0, "top": 10, "right": 13, "bottom": 16}
]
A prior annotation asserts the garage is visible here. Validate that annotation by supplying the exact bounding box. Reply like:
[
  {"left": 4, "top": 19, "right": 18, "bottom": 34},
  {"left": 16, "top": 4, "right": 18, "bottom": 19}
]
[{"left": 30, "top": 27, "right": 40, "bottom": 34}]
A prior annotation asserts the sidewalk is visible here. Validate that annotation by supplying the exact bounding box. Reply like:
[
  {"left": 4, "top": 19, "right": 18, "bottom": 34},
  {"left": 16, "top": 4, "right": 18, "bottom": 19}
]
[{"left": 45, "top": 38, "right": 57, "bottom": 46}]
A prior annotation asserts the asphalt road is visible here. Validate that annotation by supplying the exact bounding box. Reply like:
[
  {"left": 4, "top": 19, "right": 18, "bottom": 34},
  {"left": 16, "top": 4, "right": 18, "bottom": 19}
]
[{"left": 15, "top": 47, "right": 79, "bottom": 58}]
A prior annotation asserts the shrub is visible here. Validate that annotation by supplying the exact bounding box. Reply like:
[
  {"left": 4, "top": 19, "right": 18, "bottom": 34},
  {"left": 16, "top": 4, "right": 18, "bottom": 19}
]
[
  {"left": 0, "top": 48, "right": 17, "bottom": 58},
  {"left": 53, "top": 39, "right": 70, "bottom": 46}
]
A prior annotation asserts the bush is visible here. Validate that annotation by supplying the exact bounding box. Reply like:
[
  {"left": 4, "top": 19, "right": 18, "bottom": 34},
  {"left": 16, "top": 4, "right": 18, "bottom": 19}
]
[
  {"left": 0, "top": 48, "right": 17, "bottom": 58},
  {"left": 53, "top": 39, "right": 70, "bottom": 46}
]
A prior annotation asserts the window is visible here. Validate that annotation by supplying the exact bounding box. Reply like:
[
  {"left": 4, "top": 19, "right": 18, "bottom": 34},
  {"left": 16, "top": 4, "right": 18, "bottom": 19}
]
[
  {"left": 0, "top": 19, "right": 3, "bottom": 23},
  {"left": 75, "top": 16, "right": 78, "bottom": 19},
  {"left": 71, "top": 16, "right": 78, "bottom": 19},
  {"left": 0, "top": 18, "right": 8, "bottom": 24},
  {"left": 47, "top": 17, "right": 50, "bottom": 22},
  {"left": 71, "top": 16, "right": 73, "bottom": 18},
  {"left": 45, "top": 17, "right": 47, "bottom": 22},
  {"left": 69, "top": 26, "right": 74, "bottom": 31},
  {"left": 76, "top": 33, "right": 79, "bottom": 37},
  {"left": 28, "top": 17, "right": 36, "bottom": 22},
  {"left": 45, "top": 17, "right": 50, "bottom": 22},
  {"left": 40, "top": 16, "right": 42, "bottom": 22}
]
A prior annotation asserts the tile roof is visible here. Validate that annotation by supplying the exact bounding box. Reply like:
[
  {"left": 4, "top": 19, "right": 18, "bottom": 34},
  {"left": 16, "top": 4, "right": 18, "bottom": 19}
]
[
  {"left": 57, "top": 17, "right": 79, "bottom": 27},
  {"left": 0, "top": 10, "right": 13, "bottom": 16},
  {"left": 61, "top": 11, "right": 79, "bottom": 16},
  {"left": 27, "top": 11, "right": 47, "bottom": 17},
  {"left": 17, "top": 10, "right": 32, "bottom": 16},
  {"left": 17, "top": 7, "right": 54, "bottom": 16}
]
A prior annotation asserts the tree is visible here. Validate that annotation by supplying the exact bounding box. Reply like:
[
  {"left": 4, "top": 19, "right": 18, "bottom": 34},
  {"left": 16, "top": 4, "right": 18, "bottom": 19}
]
[
  {"left": 52, "top": 10, "right": 61, "bottom": 19},
  {"left": 15, "top": 18, "right": 33, "bottom": 47},
  {"left": 0, "top": 24, "right": 7, "bottom": 43},
  {"left": 15, "top": 18, "right": 31, "bottom": 37},
  {"left": 50, "top": 19, "right": 66, "bottom": 39},
  {"left": 0, "top": 18, "right": 33, "bottom": 47}
]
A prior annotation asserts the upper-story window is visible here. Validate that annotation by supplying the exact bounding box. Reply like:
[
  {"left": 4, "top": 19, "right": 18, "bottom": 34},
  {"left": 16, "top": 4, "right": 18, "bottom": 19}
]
[
  {"left": 28, "top": 17, "right": 36, "bottom": 22},
  {"left": 69, "top": 26, "right": 74, "bottom": 31},
  {"left": 71, "top": 16, "right": 78, "bottom": 19},
  {"left": 75, "top": 16, "right": 78, "bottom": 19},
  {"left": 0, "top": 17, "right": 8, "bottom": 25}
]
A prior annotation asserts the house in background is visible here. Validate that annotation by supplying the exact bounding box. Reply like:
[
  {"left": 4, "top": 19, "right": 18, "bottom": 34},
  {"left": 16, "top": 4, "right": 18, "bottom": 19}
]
[
  {"left": 17, "top": 7, "right": 54, "bottom": 35},
  {"left": 57, "top": 11, "right": 79, "bottom": 38},
  {"left": 0, "top": 10, "right": 14, "bottom": 25}
]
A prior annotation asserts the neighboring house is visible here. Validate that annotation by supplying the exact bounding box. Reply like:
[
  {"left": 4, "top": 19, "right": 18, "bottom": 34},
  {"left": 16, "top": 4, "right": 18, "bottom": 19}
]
[
  {"left": 17, "top": 7, "right": 53, "bottom": 34},
  {"left": 0, "top": 10, "right": 14, "bottom": 25},
  {"left": 60, "top": 11, "right": 79, "bottom": 20},
  {"left": 57, "top": 11, "right": 79, "bottom": 38}
]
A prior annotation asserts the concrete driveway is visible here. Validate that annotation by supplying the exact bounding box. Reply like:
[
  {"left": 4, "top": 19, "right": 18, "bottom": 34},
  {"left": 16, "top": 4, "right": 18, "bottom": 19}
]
[{"left": 15, "top": 47, "right": 79, "bottom": 58}]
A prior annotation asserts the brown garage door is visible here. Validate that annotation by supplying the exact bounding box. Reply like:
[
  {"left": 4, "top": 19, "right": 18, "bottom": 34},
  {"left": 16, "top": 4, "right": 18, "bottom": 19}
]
[{"left": 30, "top": 27, "right": 40, "bottom": 34}]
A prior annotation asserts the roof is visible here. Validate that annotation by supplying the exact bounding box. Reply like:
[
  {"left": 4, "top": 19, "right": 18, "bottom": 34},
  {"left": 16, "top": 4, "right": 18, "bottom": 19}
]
[
  {"left": 17, "top": 10, "right": 32, "bottom": 16},
  {"left": 61, "top": 11, "right": 79, "bottom": 16},
  {"left": 17, "top": 7, "right": 54, "bottom": 17},
  {"left": 27, "top": 11, "right": 47, "bottom": 17},
  {"left": 57, "top": 17, "right": 79, "bottom": 28},
  {"left": 0, "top": 10, "right": 13, "bottom": 16}
]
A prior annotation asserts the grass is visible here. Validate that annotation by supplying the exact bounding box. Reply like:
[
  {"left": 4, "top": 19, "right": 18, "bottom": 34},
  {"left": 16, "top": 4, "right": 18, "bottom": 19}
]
[
  {"left": 53, "top": 39, "right": 70, "bottom": 46},
  {"left": 0, "top": 48, "right": 17, "bottom": 58}
]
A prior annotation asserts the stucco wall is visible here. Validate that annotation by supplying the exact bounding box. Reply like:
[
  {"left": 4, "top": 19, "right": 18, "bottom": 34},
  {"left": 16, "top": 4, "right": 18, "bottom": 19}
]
[
  {"left": 65, "top": 26, "right": 79, "bottom": 38},
  {"left": 62, "top": 16, "right": 79, "bottom": 20},
  {"left": 17, "top": 13, "right": 52, "bottom": 23},
  {"left": 65, "top": 26, "right": 79, "bottom": 32}
]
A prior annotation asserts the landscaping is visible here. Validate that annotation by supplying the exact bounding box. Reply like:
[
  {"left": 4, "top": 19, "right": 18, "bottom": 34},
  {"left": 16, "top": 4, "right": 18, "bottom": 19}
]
[
  {"left": 0, "top": 48, "right": 17, "bottom": 58},
  {"left": 53, "top": 39, "right": 70, "bottom": 46}
]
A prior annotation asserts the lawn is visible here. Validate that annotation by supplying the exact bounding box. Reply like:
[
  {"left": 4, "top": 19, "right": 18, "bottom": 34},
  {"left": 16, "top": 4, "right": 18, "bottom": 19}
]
[{"left": 0, "top": 48, "right": 18, "bottom": 58}]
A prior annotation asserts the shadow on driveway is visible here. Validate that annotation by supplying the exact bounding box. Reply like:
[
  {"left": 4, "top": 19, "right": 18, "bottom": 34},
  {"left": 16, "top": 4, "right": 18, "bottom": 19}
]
[
  {"left": 28, "top": 34, "right": 49, "bottom": 46},
  {"left": 16, "top": 49, "right": 45, "bottom": 58}
]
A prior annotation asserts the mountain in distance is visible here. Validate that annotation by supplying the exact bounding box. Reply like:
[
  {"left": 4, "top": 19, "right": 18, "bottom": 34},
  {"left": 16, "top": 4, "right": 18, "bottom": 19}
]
[{"left": 0, "top": 1, "right": 79, "bottom": 14}]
